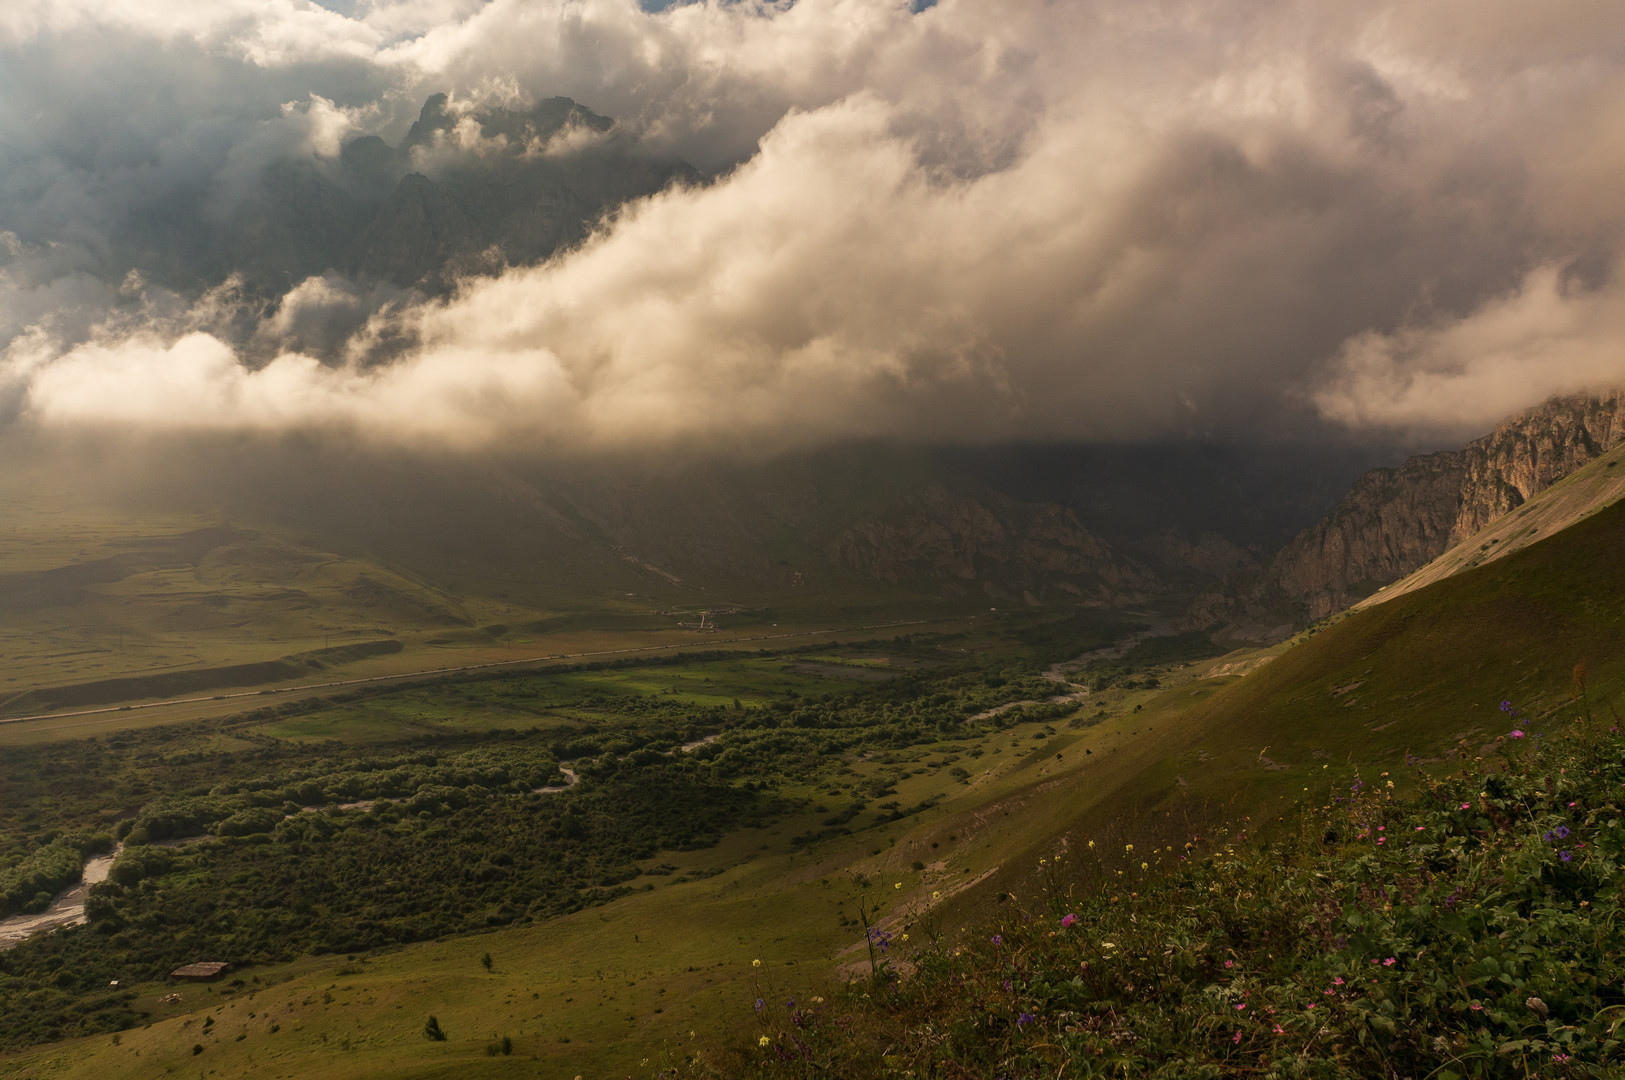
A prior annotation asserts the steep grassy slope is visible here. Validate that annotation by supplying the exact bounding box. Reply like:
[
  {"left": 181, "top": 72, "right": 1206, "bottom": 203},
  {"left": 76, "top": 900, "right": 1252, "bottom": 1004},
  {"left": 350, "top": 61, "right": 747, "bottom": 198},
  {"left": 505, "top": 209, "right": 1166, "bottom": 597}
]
[
  {"left": 1358, "top": 436, "right": 1625, "bottom": 609},
  {"left": 6, "top": 498, "right": 1625, "bottom": 1079}
]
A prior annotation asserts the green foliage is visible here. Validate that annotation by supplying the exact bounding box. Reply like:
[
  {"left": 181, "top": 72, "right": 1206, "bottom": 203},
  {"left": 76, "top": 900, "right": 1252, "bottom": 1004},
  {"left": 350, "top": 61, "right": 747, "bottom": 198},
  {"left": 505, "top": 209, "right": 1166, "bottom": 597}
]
[
  {"left": 711, "top": 717, "right": 1625, "bottom": 1078},
  {"left": 0, "top": 842, "right": 86, "bottom": 916},
  {"left": 422, "top": 1015, "right": 445, "bottom": 1041}
]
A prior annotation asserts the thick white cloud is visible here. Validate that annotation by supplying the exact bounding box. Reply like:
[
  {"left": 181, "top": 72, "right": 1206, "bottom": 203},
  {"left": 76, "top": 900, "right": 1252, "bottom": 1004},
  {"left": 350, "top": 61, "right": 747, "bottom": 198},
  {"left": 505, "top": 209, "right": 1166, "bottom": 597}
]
[{"left": 3, "top": 0, "right": 1625, "bottom": 449}]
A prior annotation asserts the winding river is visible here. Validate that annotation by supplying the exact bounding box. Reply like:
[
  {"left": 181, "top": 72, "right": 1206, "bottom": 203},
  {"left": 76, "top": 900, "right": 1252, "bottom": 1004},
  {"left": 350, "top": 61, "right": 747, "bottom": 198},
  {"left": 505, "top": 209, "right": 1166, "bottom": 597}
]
[{"left": 0, "top": 845, "right": 121, "bottom": 950}]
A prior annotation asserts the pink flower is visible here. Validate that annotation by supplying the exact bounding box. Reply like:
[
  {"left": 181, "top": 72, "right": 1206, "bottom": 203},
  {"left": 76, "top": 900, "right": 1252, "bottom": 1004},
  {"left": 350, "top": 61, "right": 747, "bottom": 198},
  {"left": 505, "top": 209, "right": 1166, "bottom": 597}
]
[
  {"left": 1470, "top": 1003, "right": 1483, "bottom": 1011},
  {"left": 1306, "top": 1004, "right": 1316, "bottom": 1011},
  {"left": 1060, "top": 913, "right": 1078, "bottom": 928},
  {"left": 1272, "top": 1024, "right": 1284, "bottom": 1035},
  {"left": 1224, "top": 960, "right": 1234, "bottom": 968},
  {"left": 1235, "top": 1003, "right": 1246, "bottom": 1011},
  {"left": 1382, "top": 957, "right": 1396, "bottom": 966},
  {"left": 1460, "top": 802, "right": 1471, "bottom": 809},
  {"left": 1377, "top": 838, "right": 1386, "bottom": 844},
  {"left": 1323, "top": 988, "right": 1334, "bottom": 995},
  {"left": 1332, "top": 977, "right": 1344, "bottom": 985},
  {"left": 1232, "top": 1031, "right": 1241, "bottom": 1044},
  {"left": 1510, "top": 730, "right": 1525, "bottom": 739}
]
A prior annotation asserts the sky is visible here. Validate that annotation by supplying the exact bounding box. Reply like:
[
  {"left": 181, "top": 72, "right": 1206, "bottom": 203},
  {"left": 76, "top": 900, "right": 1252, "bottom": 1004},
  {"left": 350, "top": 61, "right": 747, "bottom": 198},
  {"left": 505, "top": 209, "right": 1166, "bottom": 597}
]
[{"left": 1, "top": 0, "right": 1623, "bottom": 455}]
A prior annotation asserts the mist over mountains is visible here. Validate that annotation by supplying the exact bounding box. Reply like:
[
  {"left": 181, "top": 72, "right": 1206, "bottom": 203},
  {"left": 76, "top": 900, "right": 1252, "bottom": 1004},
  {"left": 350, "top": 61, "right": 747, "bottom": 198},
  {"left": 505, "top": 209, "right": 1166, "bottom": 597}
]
[{"left": 5, "top": 0, "right": 1625, "bottom": 454}]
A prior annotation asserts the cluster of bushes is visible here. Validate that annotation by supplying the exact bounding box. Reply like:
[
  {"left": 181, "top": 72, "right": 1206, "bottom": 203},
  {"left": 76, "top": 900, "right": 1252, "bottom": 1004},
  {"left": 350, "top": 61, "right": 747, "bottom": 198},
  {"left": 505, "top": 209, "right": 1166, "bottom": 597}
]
[
  {"left": 0, "top": 759, "right": 759, "bottom": 1050},
  {"left": 116, "top": 745, "right": 564, "bottom": 843},
  {"left": 708, "top": 714, "right": 1625, "bottom": 1078},
  {"left": 0, "top": 839, "right": 102, "bottom": 916}
]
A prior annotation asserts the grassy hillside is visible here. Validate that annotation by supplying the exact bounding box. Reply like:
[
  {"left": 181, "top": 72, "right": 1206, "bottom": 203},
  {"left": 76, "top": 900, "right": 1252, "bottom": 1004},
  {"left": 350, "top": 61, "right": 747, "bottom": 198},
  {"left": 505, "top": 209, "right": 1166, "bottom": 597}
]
[{"left": 4, "top": 496, "right": 1625, "bottom": 1079}]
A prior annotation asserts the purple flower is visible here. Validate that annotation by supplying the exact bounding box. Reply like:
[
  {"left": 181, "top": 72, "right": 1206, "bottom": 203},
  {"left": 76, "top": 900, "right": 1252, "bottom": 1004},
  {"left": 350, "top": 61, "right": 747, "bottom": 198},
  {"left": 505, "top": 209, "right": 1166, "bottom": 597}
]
[
  {"left": 1061, "top": 913, "right": 1078, "bottom": 928},
  {"left": 1561, "top": 851, "right": 1572, "bottom": 862},
  {"left": 1556, "top": 825, "right": 1570, "bottom": 839},
  {"left": 754, "top": 998, "right": 765, "bottom": 1013},
  {"left": 1500, "top": 700, "right": 1514, "bottom": 713},
  {"left": 990, "top": 934, "right": 1003, "bottom": 946},
  {"left": 1017, "top": 1012, "right": 1036, "bottom": 1028}
]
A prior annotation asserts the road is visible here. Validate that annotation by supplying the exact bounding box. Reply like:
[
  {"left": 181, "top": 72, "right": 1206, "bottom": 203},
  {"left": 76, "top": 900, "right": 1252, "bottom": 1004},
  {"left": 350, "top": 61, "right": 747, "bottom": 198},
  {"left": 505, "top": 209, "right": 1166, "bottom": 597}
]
[{"left": 1, "top": 618, "right": 955, "bottom": 728}]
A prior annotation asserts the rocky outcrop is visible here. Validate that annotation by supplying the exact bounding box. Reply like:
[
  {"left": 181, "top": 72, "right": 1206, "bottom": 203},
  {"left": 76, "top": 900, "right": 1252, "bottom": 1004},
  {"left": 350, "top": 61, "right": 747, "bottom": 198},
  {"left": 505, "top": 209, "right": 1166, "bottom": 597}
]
[
  {"left": 123, "top": 94, "right": 695, "bottom": 303},
  {"left": 1268, "top": 392, "right": 1625, "bottom": 619},
  {"left": 827, "top": 484, "right": 1152, "bottom": 602}
]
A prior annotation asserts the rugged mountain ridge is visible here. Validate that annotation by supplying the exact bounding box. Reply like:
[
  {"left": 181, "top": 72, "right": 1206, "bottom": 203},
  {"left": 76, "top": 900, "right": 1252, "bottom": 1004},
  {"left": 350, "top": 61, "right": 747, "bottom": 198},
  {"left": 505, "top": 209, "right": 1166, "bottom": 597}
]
[
  {"left": 83, "top": 93, "right": 696, "bottom": 303},
  {"left": 1265, "top": 391, "right": 1625, "bottom": 619}
]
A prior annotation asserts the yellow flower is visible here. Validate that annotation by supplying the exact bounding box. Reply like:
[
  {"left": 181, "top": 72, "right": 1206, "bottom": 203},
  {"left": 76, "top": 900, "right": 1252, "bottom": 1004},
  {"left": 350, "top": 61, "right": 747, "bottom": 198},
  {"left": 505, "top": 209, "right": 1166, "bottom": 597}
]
[
  {"left": 901, "top": 933, "right": 909, "bottom": 941},
  {"left": 1088, "top": 840, "right": 1095, "bottom": 848},
  {"left": 752, "top": 959, "right": 761, "bottom": 967},
  {"left": 1125, "top": 844, "right": 1133, "bottom": 852},
  {"left": 759, "top": 1035, "right": 771, "bottom": 1047},
  {"left": 1140, "top": 862, "right": 1148, "bottom": 870},
  {"left": 894, "top": 882, "right": 902, "bottom": 889},
  {"left": 932, "top": 891, "right": 940, "bottom": 899}
]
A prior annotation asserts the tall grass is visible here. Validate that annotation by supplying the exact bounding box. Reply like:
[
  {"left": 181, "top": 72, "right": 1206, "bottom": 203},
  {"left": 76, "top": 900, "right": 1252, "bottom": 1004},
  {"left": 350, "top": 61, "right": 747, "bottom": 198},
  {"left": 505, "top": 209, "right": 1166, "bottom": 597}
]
[{"left": 690, "top": 707, "right": 1625, "bottom": 1078}]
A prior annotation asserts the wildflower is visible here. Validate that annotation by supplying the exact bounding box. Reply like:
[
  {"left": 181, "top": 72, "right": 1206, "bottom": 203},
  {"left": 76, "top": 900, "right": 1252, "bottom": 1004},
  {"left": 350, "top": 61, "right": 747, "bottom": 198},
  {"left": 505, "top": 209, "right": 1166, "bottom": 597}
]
[
  {"left": 1383, "top": 957, "right": 1396, "bottom": 966},
  {"left": 1125, "top": 844, "right": 1134, "bottom": 852},
  {"left": 1377, "top": 838, "right": 1386, "bottom": 845},
  {"left": 931, "top": 889, "right": 940, "bottom": 900},
  {"left": 1141, "top": 862, "right": 1148, "bottom": 869},
  {"left": 1415, "top": 825, "right": 1424, "bottom": 831},
  {"left": 1224, "top": 960, "right": 1234, "bottom": 968},
  {"left": 754, "top": 998, "right": 765, "bottom": 1013},
  {"left": 1510, "top": 730, "right": 1525, "bottom": 739},
  {"left": 1272, "top": 1024, "right": 1285, "bottom": 1035},
  {"left": 1556, "top": 825, "right": 1570, "bottom": 839},
  {"left": 1461, "top": 802, "right": 1471, "bottom": 810},
  {"left": 1500, "top": 700, "right": 1514, "bottom": 713},
  {"left": 1232, "top": 1031, "right": 1241, "bottom": 1044},
  {"left": 758, "top": 1035, "right": 770, "bottom": 1047},
  {"left": 990, "top": 935, "right": 1003, "bottom": 946},
  {"left": 1470, "top": 1003, "right": 1482, "bottom": 1011},
  {"left": 811, "top": 997, "right": 824, "bottom": 1004},
  {"left": 894, "top": 882, "right": 901, "bottom": 889},
  {"left": 1385, "top": 780, "right": 1394, "bottom": 788},
  {"left": 1332, "top": 977, "right": 1344, "bottom": 985},
  {"left": 1061, "top": 913, "right": 1078, "bottom": 928},
  {"left": 901, "top": 933, "right": 909, "bottom": 941},
  {"left": 1235, "top": 1003, "right": 1246, "bottom": 1011},
  {"left": 752, "top": 959, "right": 761, "bottom": 968},
  {"left": 1017, "top": 1012, "right": 1036, "bottom": 1028},
  {"left": 1561, "top": 850, "right": 1572, "bottom": 862}
]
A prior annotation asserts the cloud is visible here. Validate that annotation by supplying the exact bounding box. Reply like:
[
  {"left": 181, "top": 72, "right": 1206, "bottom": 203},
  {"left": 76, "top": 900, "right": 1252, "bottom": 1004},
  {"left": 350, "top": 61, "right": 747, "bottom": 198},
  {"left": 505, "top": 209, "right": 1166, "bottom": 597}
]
[
  {"left": 1314, "top": 263, "right": 1625, "bottom": 432},
  {"left": 3, "top": 0, "right": 1625, "bottom": 451}
]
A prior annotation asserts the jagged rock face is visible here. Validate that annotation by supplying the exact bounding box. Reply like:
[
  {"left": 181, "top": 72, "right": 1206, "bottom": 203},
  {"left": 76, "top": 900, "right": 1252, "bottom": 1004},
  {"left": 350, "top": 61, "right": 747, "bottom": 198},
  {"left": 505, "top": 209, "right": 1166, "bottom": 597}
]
[
  {"left": 827, "top": 484, "right": 1148, "bottom": 601},
  {"left": 107, "top": 94, "right": 696, "bottom": 300},
  {"left": 1269, "top": 392, "right": 1625, "bottom": 619}
]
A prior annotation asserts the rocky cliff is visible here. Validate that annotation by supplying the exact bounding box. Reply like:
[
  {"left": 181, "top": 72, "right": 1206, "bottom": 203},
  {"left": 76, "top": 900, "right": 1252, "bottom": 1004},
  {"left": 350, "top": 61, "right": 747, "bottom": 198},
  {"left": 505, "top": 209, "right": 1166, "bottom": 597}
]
[
  {"left": 826, "top": 483, "right": 1154, "bottom": 603},
  {"left": 1267, "top": 392, "right": 1625, "bottom": 619}
]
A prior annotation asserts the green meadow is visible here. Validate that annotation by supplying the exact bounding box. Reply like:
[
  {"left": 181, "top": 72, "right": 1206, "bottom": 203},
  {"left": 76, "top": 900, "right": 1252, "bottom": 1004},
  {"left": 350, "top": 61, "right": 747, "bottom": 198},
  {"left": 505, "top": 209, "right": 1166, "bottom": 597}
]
[{"left": 2, "top": 502, "right": 1625, "bottom": 1077}]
